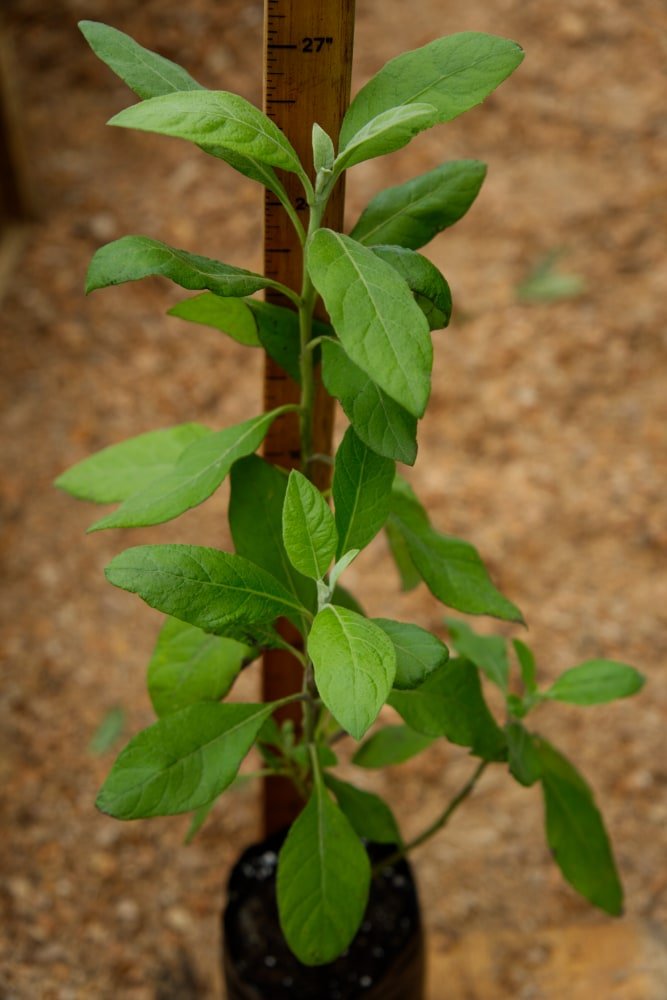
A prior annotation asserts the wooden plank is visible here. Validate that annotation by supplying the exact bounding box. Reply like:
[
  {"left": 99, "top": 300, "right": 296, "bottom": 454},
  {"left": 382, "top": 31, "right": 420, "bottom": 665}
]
[{"left": 261, "top": 0, "right": 355, "bottom": 834}]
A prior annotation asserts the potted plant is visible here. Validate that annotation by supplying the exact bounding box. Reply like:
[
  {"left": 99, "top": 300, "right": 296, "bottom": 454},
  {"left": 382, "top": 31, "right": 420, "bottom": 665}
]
[{"left": 57, "top": 19, "right": 645, "bottom": 998}]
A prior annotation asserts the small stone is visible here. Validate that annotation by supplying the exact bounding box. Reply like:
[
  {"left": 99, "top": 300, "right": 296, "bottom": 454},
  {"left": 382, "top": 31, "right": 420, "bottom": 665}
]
[
  {"left": 165, "top": 906, "right": 193, "bottom": 933},
  {"left": 115, "top": 898, "right": 140, "bottom": 923}
]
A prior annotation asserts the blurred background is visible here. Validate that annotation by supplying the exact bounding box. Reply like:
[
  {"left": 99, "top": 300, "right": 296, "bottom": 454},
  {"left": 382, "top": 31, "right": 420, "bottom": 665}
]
[{"left": 1, "top": 0, "right": 666, "bottom": 996}]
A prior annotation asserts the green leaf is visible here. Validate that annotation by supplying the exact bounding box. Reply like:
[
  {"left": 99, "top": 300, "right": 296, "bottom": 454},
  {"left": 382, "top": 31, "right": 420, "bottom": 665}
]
[
  {"left": 321, "top": 340, "right": 417, "bottom": 465},
  {"left": 330, "top": 583, "right": 365, "bottom": 616},
  {"left": 374, "top": 618, "right": 448, "bottom": 689},
  {"left": 282, "top": 471, "right": 338, "bottom": 581},
  {"left": 324, "top": 775, "right": 402, "bottom": 845},
  {"left": 446, "top": 619, "right": 509, "bottom": 692},
  {"left": 350, "top": 160, "right": 487, "bottom": 250},
  {"left": 277, "top": 781, "right": 370, "bottom": 966},
  {"left": 505, "top": 721, "right": 542, "bottom": 787},
  {"left": 89, "top": 707, "right": 125, "bottom": 755},
  {"left": 147, "top": 617, "right": 252, "bottom": 716},
  {"left": 89, "top": 409, "right": 284, "bottom": 531},
  {"left": 312, "top": 123, "right": 335, "bottom": 174},
  {"left": 167, "top": 294, "right": 261, "bottom": 346},
  {"left": 385, "top": 520, "right": 421, "bottom": 590},
  {"left": 333, "top": 427, "right": 395, "bottom": 557},
  {"left": 105, "top": 544, "right": 308, "bottom": 635},
  {"left": 86, "top": 235, "right": 275, "bottom": 298},
  {"left": 55, "top": 423, "right": 209, "bottom": 504},
  {"left": 246, "top": 300, "right": 303, "bottom": 383},
  {"left": 79, "top": 20, "right": 204, "bottom": 100},
  {"left": 517, "top": 251, "right": 586, "bottom": 303},
  {"left": 328, "top": 549, "right": 360, "bottom": 593},
  {"left": 229, "top": 456, "right": 316, "bottom": 615},
  {"left": 109, "top": 91, "right": 306, "bottom": 179},
  {"left": 389, "top": 659, "right": 506, "bottom": 760},
  {"left": 388, "top": 485, "right": 523, "bottom": 622},
  {"left": 545, "top": 660, "right": 645, "bottom": 707},
  {"left": 352, "top": 724, "right": 433, "bottom": 768},
  {"left": 370, "top": 245, "right": 452, "bottom": 330},
  {"left": 335, "top": 103, "right": 436, "bottom": 171},
  {"left": 513, "top": 638, "right": 537, "bottom": 693},
  {"left": 185, "top": 798, "right": 217, "bottom": 844},
  {"left": 536, "top": 738, "right": 623, "bottom": 915},
  {"left": 340, "top": 32, "right": 524, "bottom": 147},
  {"left": 97, "top": 701, "right": 275, "bottom": 819},
  {"left": 307, "top": 606, "right": 396, "bottom": 739},
  {"left": 308, "top": 230, "right": 432, "bottom": 418}
]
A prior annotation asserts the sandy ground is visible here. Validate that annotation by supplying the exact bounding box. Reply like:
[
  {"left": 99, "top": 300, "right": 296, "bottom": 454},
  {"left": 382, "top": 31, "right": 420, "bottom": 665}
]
[{"left": 1, "top": 0, "right": 666, "bottom": 996}]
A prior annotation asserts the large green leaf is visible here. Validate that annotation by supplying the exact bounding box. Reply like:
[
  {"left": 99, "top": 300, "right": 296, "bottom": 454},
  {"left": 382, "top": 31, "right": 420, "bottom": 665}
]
[
  {"left": 308, "top": 230, "right": 432, "bottom": 418},
  {"left": 388, "top": 483, "right": 523, "bottom": 622},
  {"left": 109, "top": 90, "right": 305, "bottom": 179},
  {"left": 321, "top": 340, "right": 417, "bottom": 466},
  {"left": 446, "top": 618, "right": 509, "bottom": 692},
  {"left": 86, "top": 235, "right": 275, "bottom": 298},
  {"left": 389, "top": 658, "right": 506, "bottom": 760},
  {"left": 373, "top": 618, "right": 448, "bottom": 689},
  {"left": 245, "top": 300, "right": 303, "bottom": 383},
  {"left": 167, "top": 295, "right": 261, "bottom": 346},
  {"left": 350, "top": 160, "right": 487, "bottom": 249},
  {"left": 89, "top": 409, "right": 284, "bottom": 531},
  {"left": 334, "top": 104, "right": 436, "bottom": 171},
  {"left": 545, "top": 660, "right": 645, "bottom": 707},
  {"left": 97, "top": 701, "right": 274, "bottom": 819},
  {"left": 277, "top": 781, "right": 370, "bottom": 965},
  {"left": 341, "top": 32, "right": 524, "bottom": 146},
  {"left": 105, "top": 544, "right": 308, "bottom": 634},
  {"left": 55, "top": 423, "right": 209, "bottom": 504},
  {"left": 371, "top": 245, "right": 452, "bottom": 330},
  {"left": 324, "top": 774, "right": 402, "bottom": 845},
  {"left": 307, "top": 605, "right": 396, "bottom": 739},
  {"left": 282, "top": 471, "right": 338, "bottom": 581},
  {"left": 536, "top": 738, "right": 623, "bottom": 915},
  {"left": 332, "top": 427, "right": 395, "bottom": 557},
  {"left": 352, "top": 724, "right": 433, "bottom": 768},
  {"left": 147, "top": 617, "right": 253, "bottom": 716},
  {"left": 229, "top": 456, "right": 316, "bottom": 615}
]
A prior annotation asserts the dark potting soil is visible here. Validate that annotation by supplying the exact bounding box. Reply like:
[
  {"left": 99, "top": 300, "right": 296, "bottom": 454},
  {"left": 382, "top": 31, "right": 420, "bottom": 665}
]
[{"left": 223, "top": 830, "right": 424, "bottom": 1000}]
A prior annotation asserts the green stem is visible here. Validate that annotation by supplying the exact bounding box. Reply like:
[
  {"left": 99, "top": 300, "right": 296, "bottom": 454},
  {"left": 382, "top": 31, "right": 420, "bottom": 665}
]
[{"left": 298, "top": 196, "right": 327, "bottom": 477}]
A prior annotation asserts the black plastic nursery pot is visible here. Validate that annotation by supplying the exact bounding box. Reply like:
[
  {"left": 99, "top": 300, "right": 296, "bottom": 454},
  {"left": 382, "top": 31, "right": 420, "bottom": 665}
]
[{"left": 222, "top": 828, "right": 425, "bottom": 1000}]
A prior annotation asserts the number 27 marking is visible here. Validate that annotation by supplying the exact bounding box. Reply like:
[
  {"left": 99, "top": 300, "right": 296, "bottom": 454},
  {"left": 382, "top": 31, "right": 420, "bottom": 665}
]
[{"left": 302, "top": 37, "right": 333, "bottom": 53}]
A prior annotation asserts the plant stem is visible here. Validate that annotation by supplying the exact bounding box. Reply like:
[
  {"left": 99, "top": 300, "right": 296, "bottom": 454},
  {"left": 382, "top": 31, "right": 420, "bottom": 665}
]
[
  {"left": 375, "top": 760, "right": 489, "bottom": 873},
  {"left": 298, "top": 198, "right": 326, "bottom": 477}
]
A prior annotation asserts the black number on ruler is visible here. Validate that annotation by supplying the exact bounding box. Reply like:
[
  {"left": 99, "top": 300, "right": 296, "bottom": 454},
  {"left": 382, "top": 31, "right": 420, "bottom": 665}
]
[
  {"left": 295, "top": 197, "right": 308, "bottom": 212},
  {"left": 302, "top": 36, "right": 333, "bottom": 53}
]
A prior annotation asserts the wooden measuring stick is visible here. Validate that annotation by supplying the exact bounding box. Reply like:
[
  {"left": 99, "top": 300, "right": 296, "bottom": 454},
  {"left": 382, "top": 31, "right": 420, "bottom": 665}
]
[{"left": 261, "top": 0, "right": 355, "bottom": 835}]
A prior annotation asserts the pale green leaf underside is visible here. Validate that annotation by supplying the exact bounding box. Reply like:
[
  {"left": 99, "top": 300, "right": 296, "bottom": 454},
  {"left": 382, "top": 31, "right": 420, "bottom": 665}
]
[
  {"left": 96, "top": 701, "right": 274, "bottom": 819},
  {"left": 308, "top": 230, "right": 432, "bottom": 417},
  {"left": 373, "top": 618, "right": 448, "bottom": 689},
  {"left": 332, "top": 426, "right": 395, "bottom": 557},
  {"left": 55, "top": 423, "right": 209, "bottom": 504},
  {"left": 283, "top": 471, "right": 338, "bottom": 580},
  {"left": 277, "top": 785, "right": 370, "bottom": 965},
  {"left": 105, "top": 544, "right": 308, "bottom": 634},
  {"left": 308, "top": 605, "right": 396, "bottom": 739},
  {"left": 89, "top": 409, "right": 283, "bottom": 531}
]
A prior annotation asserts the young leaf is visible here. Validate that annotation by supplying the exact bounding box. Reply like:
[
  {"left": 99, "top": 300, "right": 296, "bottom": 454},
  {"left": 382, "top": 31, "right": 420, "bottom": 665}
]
[
  {"left": 334, "top": 103, "right": 436, "bottom": 171},
  {"left": 340, "top": 32, "right": 524, "bottom": 146},
  {"left": 312, "top": 123, "right": 335, "bottom": 174},
  {"left": 147, "top": 617, "right": 252, "bottom": 717},
  {"left": 324, "top": 774, "right": 402, "bottom": 845},
  {"left": 109, "top": 91, "right": 306, "bottom": 181},
  {"left": 389, "top": 658, "right": 506, "bottom": 760},
  {"left": 545, "top": 660, "right": 645, "bottom": 707},
  {"left": 167, "top": 295, "right": 261, "bottom": 347},
  {"left": 371, "top": 245, "right": 452, "bottom": 330},
  {"left": 79, "top": 20, "right": 204, "bottom": 100},
  {"left": 86, "top": 235, "right": 276, "bottom": 298},
  {"left": 513, "top": 638, "right": 537, "bottom": 693},
  {"left": 350, "top": 160, "right": 487, "bottom": 250},
  {"left": 385, "top": 520, "right": 422, "bottom": 591},
  {"left": 282, "top": 471, "right": 338, "bottom": 581},
  {"left": 96, "top": 701, "right": 275, "bottom": 819},
  {"left": 105, "top": 544, "right": 308, "bottom": 634},
  {"left": 352, "top": 724, "right": 433, "bottom": 768},
  {"left": 277, "top": 781, "right": 370, "bottom": 965},
  {"left": 307, "top": 606, "right": 396, "bottom": 739},
  {"left": 505, "top": 721, "right": 542, "bottom": 787},
  {"left": 373, "top": 618, "right": 448, "bottom": 689},
  {"left": 229, "top": 456, "right": 317, "bottom": 615},
  {"left": 328, "top": 549, "right": 360, "bottom": 594},
  {"left": 89, "top": 409, "right": 284, "bottom": 531},
  {"left": 307, "top": 230, "right": 432, "bottom": 418},
  {"left": 389, "top": 485, "right": 523, "bottom": 622},
  {"left": 536, "top": 738, "right": 623, "bottom": 915},
  {"left": 446, "top": 618, "right": 509, "bottom": 692},
  {"left": 55, "top": 423, "right": 209, "bottom": 504},
  {"left": 89, "top": 707, "right": 125, "bottom": 755},
  {"left": 321, "top": 340, "right": 417, "bottom": 465},
  {"left": 332, "top": 427, "right": 395, "bottom": 557}
]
